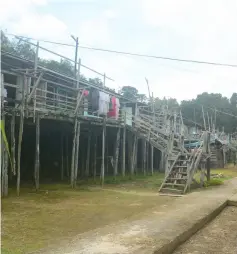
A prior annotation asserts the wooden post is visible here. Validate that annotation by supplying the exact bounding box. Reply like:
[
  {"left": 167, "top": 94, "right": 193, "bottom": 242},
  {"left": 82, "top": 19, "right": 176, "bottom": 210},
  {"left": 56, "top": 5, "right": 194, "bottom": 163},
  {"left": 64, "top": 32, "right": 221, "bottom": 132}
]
[
  {"left": 114, "top": 127, "right": 121, "bottom": 179},
  {"left": 122, "top": 112, "right": 126, "bottom": 177},
  {"left": 61, "top": 133, "right": 64, "bottom": 180},
  {"left": 74, "top": 121, "right": 80, "bottom": 186},
  {"left": 202, "top": 106, "right": 207, "bottom": 130},
  {"left": 17, "top": 75, "right": 27, "bottom": 196},
  {"left": 34, "top": 114, "right": 40, "bottom": 190},
  {"left": 93, "top": 135, "right": 97, "bottom": 181},
  {"left": 2, "top": 146, "right": 9, "bottom": 197},
  {"left": 66, "top": 135, "right": 69, "bottom": 177},
  {"left": 200, "top": 163, "right": 205, "bottom": 187},
  {"left": 70, "top": 119, "right": 78, "bottom": 187},
  {"left": 11, "top": 113, "right": 16, "bottom": 176},
  {"left": 128, "top": 132, "right": 133, "bottom": 176},
  {"left": 106, "top": 133, "right": 109, "bottom": 174},
  {"left": 101, "top": 117, "right": 106, "bottom": 186},
  {"left": 131, "top": 134, "right": 137, "bottom": 176},
  {"left": 85, "top": 130, "right": 91, "bottom": 178},
  {"left": 134, "top": 138, "right": 138, "bottom": 174},
  {"left": 151, "top": 145, "right": 154, "bottom": 175},
  {"left": 146, "top": 141, "right": 149, "bottom": 172},
  {"left": 143, "top": 139, "right": 147, "bottom": 176}
]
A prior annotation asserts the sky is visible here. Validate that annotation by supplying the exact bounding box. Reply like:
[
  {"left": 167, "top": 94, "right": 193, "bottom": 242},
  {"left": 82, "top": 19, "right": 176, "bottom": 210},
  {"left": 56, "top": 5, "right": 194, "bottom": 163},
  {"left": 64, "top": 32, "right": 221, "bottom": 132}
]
[{"left": 1, "top": 0, "right": 237, "bottom": 102}]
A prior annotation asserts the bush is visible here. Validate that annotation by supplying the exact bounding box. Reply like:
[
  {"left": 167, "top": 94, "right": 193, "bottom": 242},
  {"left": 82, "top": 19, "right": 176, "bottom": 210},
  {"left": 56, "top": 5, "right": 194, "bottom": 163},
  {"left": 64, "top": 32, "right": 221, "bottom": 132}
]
[{"left": 204, "top": 178, "right": 224, "bottom": 187}]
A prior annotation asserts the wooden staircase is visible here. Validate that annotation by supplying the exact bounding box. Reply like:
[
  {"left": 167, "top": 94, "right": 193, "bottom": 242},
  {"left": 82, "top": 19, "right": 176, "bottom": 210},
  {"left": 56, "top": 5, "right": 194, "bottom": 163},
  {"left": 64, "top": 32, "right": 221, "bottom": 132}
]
[{"left": 159, "top": 140, "right": 205, "bottom": 195}]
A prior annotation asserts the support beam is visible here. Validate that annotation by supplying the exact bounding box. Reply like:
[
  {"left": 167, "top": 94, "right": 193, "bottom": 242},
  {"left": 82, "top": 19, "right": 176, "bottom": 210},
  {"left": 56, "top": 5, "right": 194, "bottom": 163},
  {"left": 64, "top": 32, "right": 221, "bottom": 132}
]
[
  {"left": 114, "top": 127, "right": 121, "bottom": 179},
  {"left": 122, "top": 113, "right": 126, "bottom": 177},
  {"left": 17, "top": 75, "right": 27, "bottom": 196},
  {"left": 34, "top": 115, "right": 40, "bottom": 190},
  {"left": 143, "top": 139, "right": 147, "bottom": 176},
  {"left": 101, "top": 117, "right": 106, "bottom": 186},
  {"left": 27, "top": 72, "right": 44, "bottom": 103},
  {"left": 11, "top": 113, "right": 16, "bottom": 176},
  {"left": 151, "top": 145, "right": 154, "bottom": 175},
  {"left": 66, "top": 135, "right": 69, "bottom": 178},
  {"left": 85, "top": 130, "right": 91, "bottom": 178},
  {"left": 131, "top": 134, "right": 137, "bottom": 176},
  {"left": 70, "top": 119, "right": 78, "bottom": 187},
  {"left": 74, "top": 121, "right": 80, "bottom": 186},
  {"left": 93, "top": 135, "right": 97, "bottom": 181},
  {"left": 61, "top": 133, "right": 64, "bottom": 180}
]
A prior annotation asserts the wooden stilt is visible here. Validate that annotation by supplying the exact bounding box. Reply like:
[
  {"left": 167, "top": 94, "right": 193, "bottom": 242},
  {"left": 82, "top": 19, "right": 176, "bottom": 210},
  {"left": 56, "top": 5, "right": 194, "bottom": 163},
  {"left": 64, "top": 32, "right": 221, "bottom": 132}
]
[
  {"left": 151, "top": 145, "right": 154, "bottom": 175},
  {"left": 74, "top": 121, "right": 80, "bottom": 186},
  {"left": 143, "top": 139, "right": 147, "bottom": 176},
  {"left": 70, "top": 119, "right": 78, "bottom": 187},
  {"left": 101, "top": 117, "right": 106, "bottom": 186},
  {"left": 34, "top": 114, "right": 40, "bottom": 190},
  {"left": 146, "top": 141, "right": 149, "bottom": 172},
  {"left": 131, "top": 134, "right": 137, "bottom": 176},
  {"left": 122, "top": 113, "right": 126, "bottom": 177},
  {"left": 93, "top": 135, "right": 97, "bottom": 181},
  {"left": 106, "top": 133, "right": 109, "bottom": 174},
  {"left": 66, "top": 135, "right": 69, "bottom": 178},
  {"left": 200, "top": 163, "right": 205, "bottom": 187},
  {"left": 114, "top": 127, "right": 121, "bottom": 179},
  {"left": 85, "top": 130, "right": 91, "bottom": 178},
  {"left": 11, "top": 113, "right": 16, "bottom": 176},
  {"left": 1, "top": 134, "right": 4, "bottom": 196},
  {"left": 3, "top": 147, "right": 9, "bottom": 197},
  {"left": 61, "top": 133, "right": 64, "bottom": 181},
  {"left": 17, "top": 75, "right": 27, "bottom": 196},
  {"left": 134, "top": 138, "right": 138, "bottom": 174}
]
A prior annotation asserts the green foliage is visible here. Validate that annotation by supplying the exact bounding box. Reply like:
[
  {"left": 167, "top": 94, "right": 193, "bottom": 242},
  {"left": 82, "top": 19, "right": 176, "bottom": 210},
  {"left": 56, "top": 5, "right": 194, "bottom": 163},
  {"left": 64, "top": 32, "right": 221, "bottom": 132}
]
[
  {"left": 119, "top": 86, "right": 138, "bottom": 100},
  {"left": 204, "top": 178, "right": 224, "bottom": 187},
  {"left": 181, "top": 92, "right": 237, "bottom": 133}
]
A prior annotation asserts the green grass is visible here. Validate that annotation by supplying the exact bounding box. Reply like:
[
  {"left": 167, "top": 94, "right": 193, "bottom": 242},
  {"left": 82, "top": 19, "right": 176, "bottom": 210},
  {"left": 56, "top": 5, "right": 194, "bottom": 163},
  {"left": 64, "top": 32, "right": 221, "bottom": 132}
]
[
  {"left": 1, "top": 172, "right": 168, "bottom": 254},
  {"left": 193, "top": 165, "right": 237, "bottom": 189}
]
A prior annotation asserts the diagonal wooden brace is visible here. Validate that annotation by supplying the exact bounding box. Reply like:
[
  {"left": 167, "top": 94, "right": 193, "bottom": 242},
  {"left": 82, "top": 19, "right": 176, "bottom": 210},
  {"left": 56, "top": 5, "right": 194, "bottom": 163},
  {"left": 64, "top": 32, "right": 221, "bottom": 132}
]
[
  {"left": 74, "top": 89, "right": 85, "bottom": 115},
  {"left": 27, "top": 72, "right": 44, "bottom": 103}
]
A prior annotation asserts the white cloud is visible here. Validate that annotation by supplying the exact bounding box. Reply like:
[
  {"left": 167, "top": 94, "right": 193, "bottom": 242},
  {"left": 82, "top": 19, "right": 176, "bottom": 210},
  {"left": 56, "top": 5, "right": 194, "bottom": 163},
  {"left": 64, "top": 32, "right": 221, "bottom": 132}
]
[
  {"left": 12, "top": 14, "right": 67, "bottom": 39},
  {"left": 140, "top": 0, "right": 237, "bottom": 100},
  {"left": 0, "top": 0, "right": 68, "bottom": 40},
  {"left": 78, "top": 18, "right": 110, "bottom": 46}
]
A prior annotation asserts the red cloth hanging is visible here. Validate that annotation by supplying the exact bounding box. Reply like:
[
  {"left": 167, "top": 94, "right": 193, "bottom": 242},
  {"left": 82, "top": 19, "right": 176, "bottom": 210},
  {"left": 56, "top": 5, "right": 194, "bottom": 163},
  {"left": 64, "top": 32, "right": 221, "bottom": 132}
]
[
  {"left": 83, "top": 90, "right": 89, "bottom": 96},
  {"left": 108, "top": 96, "right": 116, "bottom": 117}
]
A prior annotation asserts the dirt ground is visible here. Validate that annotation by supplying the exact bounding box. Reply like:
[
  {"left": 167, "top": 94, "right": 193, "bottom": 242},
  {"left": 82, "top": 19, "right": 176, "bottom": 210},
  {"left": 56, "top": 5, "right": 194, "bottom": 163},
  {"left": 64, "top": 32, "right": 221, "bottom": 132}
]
[
  {"left": 174, "top": 206, "right": 237, "bottom": 254},
  {"left": 1, "top": 168, "right": 237, "bottom": 254},
  {"left": 1, "top": 173, "right": 172, "bottom": 254}
]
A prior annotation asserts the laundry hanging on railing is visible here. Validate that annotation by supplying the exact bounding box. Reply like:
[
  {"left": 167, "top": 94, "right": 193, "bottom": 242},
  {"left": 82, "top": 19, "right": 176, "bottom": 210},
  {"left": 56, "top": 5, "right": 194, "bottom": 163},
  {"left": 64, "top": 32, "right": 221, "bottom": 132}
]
[
  {"left": 91, "top": 89, "right": 100, "bottom": 112},
  {"left": 108, "top": 96, "right": 120, "bottom": 120},
  {"left": 83, "top": 90, "right": 89, "bottom": 97},
  {"left": 98, "top": 91, "right": 110, "bottom": 115}
]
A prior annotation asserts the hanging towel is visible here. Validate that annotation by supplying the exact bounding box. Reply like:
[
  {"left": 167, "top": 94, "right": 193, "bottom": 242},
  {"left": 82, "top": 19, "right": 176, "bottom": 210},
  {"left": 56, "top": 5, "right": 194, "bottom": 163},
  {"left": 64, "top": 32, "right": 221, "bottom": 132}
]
[
  {"left": 108, "top": 96, "right": 116, "bottom": 118},
  {"left": 115, "top": 98, "right": 120, "bottom": 120},
  {"left": 91, "top": 89, "right": 99, "bottom": 112},
  {"left": 98, "top": 91, "right": 110, "bottom": 115}
]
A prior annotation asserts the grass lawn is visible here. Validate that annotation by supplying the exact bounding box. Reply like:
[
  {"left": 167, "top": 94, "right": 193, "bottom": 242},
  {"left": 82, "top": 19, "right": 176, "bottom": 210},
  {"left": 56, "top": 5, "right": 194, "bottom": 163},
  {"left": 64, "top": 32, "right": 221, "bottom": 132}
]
[
  {"left": 2, "top": 167, "right": 237, "bottom": 254},
  {"left": 193, "top": 164, "right": 237, "bottom": 187},
  {"left": 1, "top": 173, "right": 169, "bottom": 254}
]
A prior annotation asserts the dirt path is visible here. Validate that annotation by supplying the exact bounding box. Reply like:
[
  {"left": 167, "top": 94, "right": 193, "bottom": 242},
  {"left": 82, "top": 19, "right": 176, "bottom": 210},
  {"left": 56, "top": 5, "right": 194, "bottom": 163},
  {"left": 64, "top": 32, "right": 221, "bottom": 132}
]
[
  {"left": 34, "top": 178, "right": 237, "bottom": 254},
  {"left": 174, "top": 206, "right": 237, "bottom": 254}
]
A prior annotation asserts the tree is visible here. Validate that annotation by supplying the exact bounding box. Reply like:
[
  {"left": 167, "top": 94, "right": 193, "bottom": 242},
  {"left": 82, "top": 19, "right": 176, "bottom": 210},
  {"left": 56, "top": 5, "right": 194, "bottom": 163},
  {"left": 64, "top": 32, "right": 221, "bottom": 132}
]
[
  {"left": 230, "top": 93, "right": 237, "bottom": 108},
  {"left": 119, "top": 86, "right": 138, "bottom": 100},
  {"left": 137, "top": 94, "right": 147, "bottom": 103}
]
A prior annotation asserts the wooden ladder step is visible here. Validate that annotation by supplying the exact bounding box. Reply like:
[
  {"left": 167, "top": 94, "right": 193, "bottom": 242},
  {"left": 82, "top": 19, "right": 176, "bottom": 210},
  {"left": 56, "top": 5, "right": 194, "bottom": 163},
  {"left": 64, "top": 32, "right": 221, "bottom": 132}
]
[
  {"left": 160, "top": 188, "right": 183, "bottom": 193},
  {"left": 164, "top": 183, "right": 185, "bottom": 187},
  {"left": 167, "top": 177, "right": 188, "bottom": 180},
  {"left": 172, "top": 172, "right": 188, "bottom": 175},
  {"left": 174, "top": 165, "right": 188, "bottom": 168}
]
